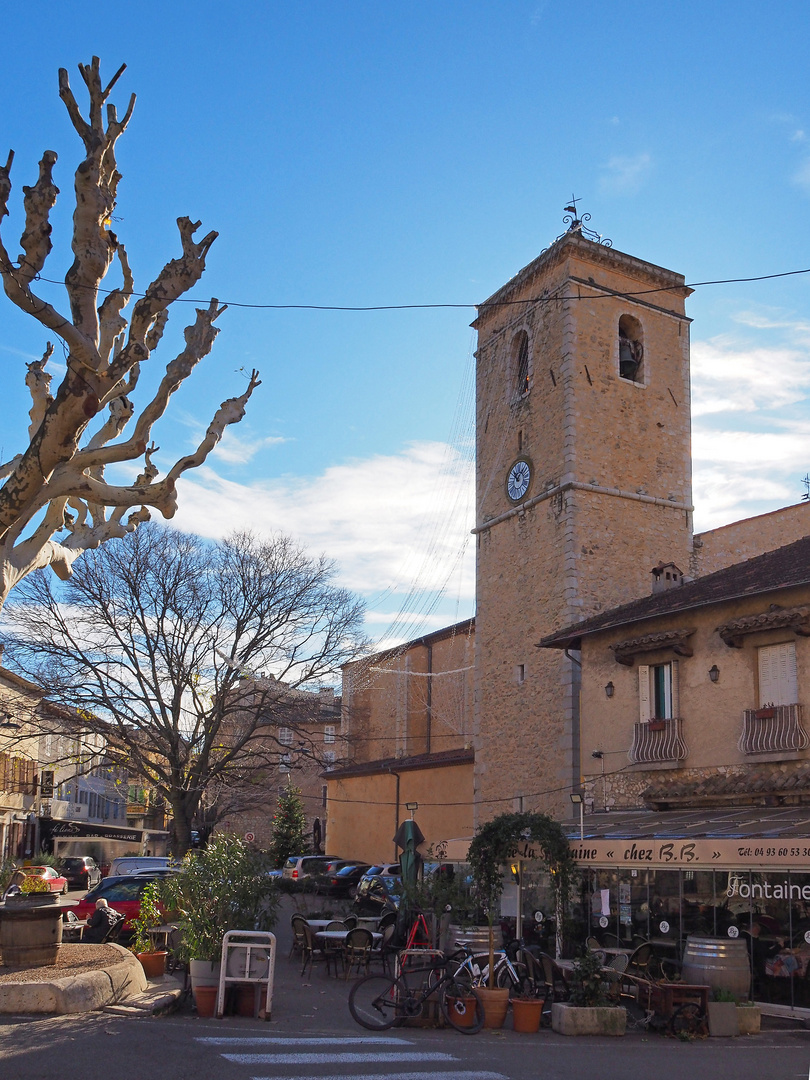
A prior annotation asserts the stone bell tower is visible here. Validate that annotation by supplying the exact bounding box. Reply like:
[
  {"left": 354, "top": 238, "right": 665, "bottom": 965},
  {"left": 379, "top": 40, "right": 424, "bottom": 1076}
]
[{"left": 472, "top": 212, "right": 694, "bottom": 824}]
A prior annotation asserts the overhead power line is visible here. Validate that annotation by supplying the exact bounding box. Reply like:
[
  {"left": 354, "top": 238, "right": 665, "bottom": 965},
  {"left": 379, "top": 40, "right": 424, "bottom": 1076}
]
[{"left": 26, "top": 265, "right": 810, "bottom": 313}]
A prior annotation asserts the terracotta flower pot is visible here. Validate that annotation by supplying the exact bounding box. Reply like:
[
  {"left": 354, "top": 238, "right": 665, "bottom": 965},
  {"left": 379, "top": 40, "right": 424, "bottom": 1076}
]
[
  {"left": 477, "top": 986, "right": 510, "bottom": 1029},
  {"left": 444, "top": 994, "right": 478, "bottom": 1028},
  {"left": 512, "top": 997, "right": 543, "bottom": 1033},
  {"left": 137, "top": 950, "right": 167, "bottom": 978},
  {"left": 193, "top": 984, "right": 218, "bottom": 1017}
]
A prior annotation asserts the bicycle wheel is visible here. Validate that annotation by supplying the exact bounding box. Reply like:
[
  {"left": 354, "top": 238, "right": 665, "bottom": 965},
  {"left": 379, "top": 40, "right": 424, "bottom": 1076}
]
[
  {"left": 440, "top": 978, "right": 485, "bottom": 1034},
  {"left": 495, "top": 960, "right": 535, "bottom": 997},
  {"left": 348, "top": 974, "right": 403, "bottom": 1030},
  {"left": 669, "top": 1003, "right": 707, "bottom": 1039}
]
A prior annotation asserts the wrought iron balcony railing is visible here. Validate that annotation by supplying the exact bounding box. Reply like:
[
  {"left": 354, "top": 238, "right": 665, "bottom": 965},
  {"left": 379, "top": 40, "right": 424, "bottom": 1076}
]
[
  {"left": 629, "top": 717, "right": 688, "bottom": 765},
  {"left": 738, "top": 704, "right": 808, "bottom": 755}
]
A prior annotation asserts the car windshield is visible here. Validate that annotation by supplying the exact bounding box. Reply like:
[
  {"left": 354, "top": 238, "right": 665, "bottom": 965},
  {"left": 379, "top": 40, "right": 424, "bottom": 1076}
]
[{"left": 63, "top": 859, "right": 86, "bottom": 869}]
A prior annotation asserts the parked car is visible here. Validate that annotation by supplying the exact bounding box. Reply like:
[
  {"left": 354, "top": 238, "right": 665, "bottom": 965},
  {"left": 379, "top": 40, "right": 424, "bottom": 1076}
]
[
  {"left": 352, "top": 873, "right": 402, "bottom": 916},
  {"left": 107, "top": 856, "right": 176, "bottom": 877},
  {"left": 281, "top": 855, "right": 335, "bottom": 882},
  {"left": 61, "top": 856, "right": 102, "bottom": 891},
  {"left": 364, "top": 863, "right": 402, "bottom": 878},
  {"left": 318, "top": 861, "right": 371, "bottom": 897},
  {"left": 72, "top": 874, "right": 166, "bottom": 931},
  {"left": 4, "top": 865, "right": 69, "bottom": 896}
]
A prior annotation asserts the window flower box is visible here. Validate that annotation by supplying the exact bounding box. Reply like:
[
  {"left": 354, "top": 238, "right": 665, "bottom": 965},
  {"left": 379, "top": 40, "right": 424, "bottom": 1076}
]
[
  {"left": 648, "top": 720, "right": 667, "bottom": 732},
  {"left": 754, "top": 708, "right": 776, "bottom": 720}
]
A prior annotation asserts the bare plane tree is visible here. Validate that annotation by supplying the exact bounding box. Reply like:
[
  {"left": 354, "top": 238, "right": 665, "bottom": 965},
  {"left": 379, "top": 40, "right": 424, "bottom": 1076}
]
[
  {"left": 0, "top": 57, "right": 259, "bottom": 611},
  {"left": 3, "top": 525, "right": 369, "bottom": 855}
]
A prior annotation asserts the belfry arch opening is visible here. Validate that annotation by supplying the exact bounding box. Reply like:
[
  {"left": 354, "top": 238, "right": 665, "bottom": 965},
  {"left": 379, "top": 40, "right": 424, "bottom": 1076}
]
[
  {"left": 512, "top": 330, "right": 530, "bottom": 396},
  {"left": 618, "top": 314, "right": 644, "bottom": 383}
]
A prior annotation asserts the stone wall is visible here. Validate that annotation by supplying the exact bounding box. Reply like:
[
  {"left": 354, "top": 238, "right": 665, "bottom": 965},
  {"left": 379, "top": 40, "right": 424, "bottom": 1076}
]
[{"left": 693, "top": 502, "right": 810, "bottom": 577}]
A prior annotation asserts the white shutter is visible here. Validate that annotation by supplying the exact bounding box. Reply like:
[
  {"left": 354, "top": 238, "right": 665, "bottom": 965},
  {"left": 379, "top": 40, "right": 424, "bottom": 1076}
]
[
  {"left": 759, "top": 642, "right": 797, "bottom": 706},
  {"left": 670, "top": 660, "right": 679, "bottom": 719},
  {"left": 638, "top": 665, "right": 650, "bottom": 722}
]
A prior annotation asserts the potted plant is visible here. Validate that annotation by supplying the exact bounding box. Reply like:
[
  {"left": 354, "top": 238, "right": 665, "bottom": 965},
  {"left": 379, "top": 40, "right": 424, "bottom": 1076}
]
[
  {"left": 707, "top": 987, "right": 739, "bottom": 1037},
  {"left": 130, "top": 880, "right": 167, "bottom": 978},
  {"left": 468, "top": 811, "right": 574, "bottom": 1029},
  {"left": 551, "top": 949, "right": 626, "bottom": 1036},
  {"left": 161, "top": 834, "right": 280, "bottom": 1010},
  {"left": 511, "top": 983, "right": 545, "bottom": 1033}
]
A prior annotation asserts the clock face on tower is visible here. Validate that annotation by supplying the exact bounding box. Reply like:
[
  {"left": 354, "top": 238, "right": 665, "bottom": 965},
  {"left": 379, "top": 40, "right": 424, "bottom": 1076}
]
[{"left": 506, "top": 458, "right": 532, "bottom": 503}]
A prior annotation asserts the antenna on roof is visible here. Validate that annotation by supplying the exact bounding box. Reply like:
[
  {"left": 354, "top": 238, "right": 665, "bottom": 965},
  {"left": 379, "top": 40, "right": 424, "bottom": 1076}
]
[{"left": 802, "top": 474, "right": 810, "bottom": 501}]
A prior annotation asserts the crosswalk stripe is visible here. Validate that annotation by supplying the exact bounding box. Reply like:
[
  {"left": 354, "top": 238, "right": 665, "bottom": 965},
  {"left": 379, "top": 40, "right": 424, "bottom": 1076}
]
[
  {"left": 223, "top": 1052, "right": 457, "bottom": 1066},
  {"left": 248, "top": 1074, "right": 508, "bottom": 1080},
  {"left": 196, "top": 1036, "right": 412, "bottom": 1046}
]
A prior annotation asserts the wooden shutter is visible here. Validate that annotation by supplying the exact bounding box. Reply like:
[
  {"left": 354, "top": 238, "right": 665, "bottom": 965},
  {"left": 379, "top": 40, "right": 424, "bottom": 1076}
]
[
  {"left": 638, "top": 665, "right": 650, "bottom": 722},
  {"left": 758, "top": 642, "right": 797, "bottom": 706},
  {"left": 670, "top": 660, "right": 680, "bottom": 719}
]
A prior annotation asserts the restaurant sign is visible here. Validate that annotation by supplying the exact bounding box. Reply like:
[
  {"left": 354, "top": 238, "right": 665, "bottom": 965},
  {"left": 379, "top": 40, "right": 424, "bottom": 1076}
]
[{"left": 568, "top": 838, "right": 810, "bottom": 870}]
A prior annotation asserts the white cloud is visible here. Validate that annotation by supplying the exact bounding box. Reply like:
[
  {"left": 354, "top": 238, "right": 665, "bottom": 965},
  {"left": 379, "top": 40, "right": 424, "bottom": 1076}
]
[
  {"left": 171, "top": 441, "right": 476, "bottom": 642},
  {"left": 599, "top": 152, "right": 652, "bottom": 196},
  {"left": 690, "top": 338, "right": 810, "bottom": 416},
  {"left": 211, "top": 428, "right": 289, "bottom": 464}
]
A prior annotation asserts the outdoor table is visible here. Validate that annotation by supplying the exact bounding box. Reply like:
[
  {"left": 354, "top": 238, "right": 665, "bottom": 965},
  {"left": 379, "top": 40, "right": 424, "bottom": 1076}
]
[
  {"left": 601, "top": 946, "right": 632, "bottom": 958},
  {"left": 305, "top": 919, "right": 333, "bottom": 930},
  {"left": 62, "top": 920, "right": 87, "bottom": 942},
  {"left": 146, "top": 923, "right": 178, "bottom": 951},
  {"left": 356, "top": 917, "right": 382, "bottom": 930},
  {"left": 315, "top": 930, "right": 382, "bottom": 944}
]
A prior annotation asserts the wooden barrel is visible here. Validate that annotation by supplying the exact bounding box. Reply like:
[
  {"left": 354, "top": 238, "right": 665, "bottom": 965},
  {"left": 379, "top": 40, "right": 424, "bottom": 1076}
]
[
  {"left": 445, "top": 924, "right": 502, "bottom": 956},
  {"left": 681, "top": 935, "right": 751, "bottom": 1000},
  {"left": 0, "top": 895, "right": 63, "bottom": 968}
]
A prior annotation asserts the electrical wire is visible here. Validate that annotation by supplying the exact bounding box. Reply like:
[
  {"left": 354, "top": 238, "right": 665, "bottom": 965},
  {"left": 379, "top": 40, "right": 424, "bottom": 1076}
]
[{"left": 24, "top": 265, "right": 810, "bottom": 312}]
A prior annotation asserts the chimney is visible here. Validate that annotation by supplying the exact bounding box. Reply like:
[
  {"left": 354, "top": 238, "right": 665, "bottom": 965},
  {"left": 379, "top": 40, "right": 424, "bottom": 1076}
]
[{"left": 651, "top": 562, "right": 684, "bottom": 594}]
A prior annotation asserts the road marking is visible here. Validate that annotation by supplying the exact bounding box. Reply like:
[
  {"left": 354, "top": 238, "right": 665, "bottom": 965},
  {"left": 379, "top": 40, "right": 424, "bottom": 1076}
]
[
  {"left": 249, "top": 1074, "right": 508, "bottom": 1080},
  {"left": 224, "top": 1051, "right": 457, "bottom": 1065},
  {"left": 196, "top": 1036, "right": 412, "bottom": 1046}
]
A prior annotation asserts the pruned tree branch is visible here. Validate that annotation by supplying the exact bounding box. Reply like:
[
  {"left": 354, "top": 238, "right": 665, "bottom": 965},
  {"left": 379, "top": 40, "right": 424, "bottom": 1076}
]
[{"left": 0, "top": 58, "right": 258, "bottom": 610}]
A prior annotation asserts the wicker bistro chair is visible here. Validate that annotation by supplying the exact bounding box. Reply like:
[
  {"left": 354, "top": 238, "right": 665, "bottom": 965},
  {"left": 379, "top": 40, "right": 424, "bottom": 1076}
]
[
  {"left": 343, "top": 915, "right": 358, "bottom": 930},
  {"left": 538, "top": 953, "right": 570, "bottom": 1023},
  {"left": 343, "top": 927, "right": 374, "bottom": 980},
  {"left": 300, "top": 922, "right": 332, "bottom": 978},
  {"left": 290, "top": 914, "right": 307, "bottom": 960},
  {"left": 600, "top": 951, "right": 629, "bottom": 1002},
  {"left": 586, "top": 936, "right": 607, "bottom": 965},
  {"left": 370, "top": 922, "right": 397, "bottom": 974}
]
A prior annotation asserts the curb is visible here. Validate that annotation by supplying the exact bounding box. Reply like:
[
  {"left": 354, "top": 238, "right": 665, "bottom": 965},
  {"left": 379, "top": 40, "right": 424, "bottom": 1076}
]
[{"left": 0, "top": 944, "right": 148, "bottom": 1014}]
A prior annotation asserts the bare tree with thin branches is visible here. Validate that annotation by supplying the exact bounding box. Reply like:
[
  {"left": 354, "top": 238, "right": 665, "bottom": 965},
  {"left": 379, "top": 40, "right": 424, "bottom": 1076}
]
[{"left": 4, "top": 525, "right": 369, "bottom": 855}]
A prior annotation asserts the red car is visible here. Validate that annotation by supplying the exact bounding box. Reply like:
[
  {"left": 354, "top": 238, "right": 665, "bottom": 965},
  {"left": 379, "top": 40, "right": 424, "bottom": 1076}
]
[
  {"left": 7, "top": 865, "right": 69, "bottom": 895},
  {"left": 72, "top": 874, "right": 165, "bottom": 930}
]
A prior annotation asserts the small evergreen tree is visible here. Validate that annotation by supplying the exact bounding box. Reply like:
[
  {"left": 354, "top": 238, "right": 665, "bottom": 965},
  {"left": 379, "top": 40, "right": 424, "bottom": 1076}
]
[{"left": 268, "top": 784, "right": 309, "bottom": 868}]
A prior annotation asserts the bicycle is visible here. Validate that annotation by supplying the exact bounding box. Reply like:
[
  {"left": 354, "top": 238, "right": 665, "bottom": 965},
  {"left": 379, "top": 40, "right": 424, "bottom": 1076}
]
[
  {"left": 445, "top": 939, "right": 539, "bottom": 997},
  {"left": 348, "top": 959, "right": 485, "bottom": 1034}
]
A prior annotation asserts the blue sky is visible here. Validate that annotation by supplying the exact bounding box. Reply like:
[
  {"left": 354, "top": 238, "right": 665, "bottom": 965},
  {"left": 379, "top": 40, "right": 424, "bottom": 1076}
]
[{"left": 2, "top": 2, "right": 810, "bottom": 647}]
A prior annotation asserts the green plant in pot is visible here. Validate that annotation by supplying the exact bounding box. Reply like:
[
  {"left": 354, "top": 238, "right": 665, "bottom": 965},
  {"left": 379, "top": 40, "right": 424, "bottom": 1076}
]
[
  {"left": 130, "top": 880, "right": 167, "bottom": 977},
  {"left": 162, "top": 834, "right": 280, "bottom": 975},
  {"left": 468, "top": 811, "right": 574, "bottom": 986},
  {"left": 568, "top": 949, "right": 610, "bottom": 1008}
]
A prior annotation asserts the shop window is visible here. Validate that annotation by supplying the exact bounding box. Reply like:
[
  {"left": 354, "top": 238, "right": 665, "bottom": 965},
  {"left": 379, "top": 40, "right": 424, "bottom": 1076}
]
[
  {"left": 512, "top": 330, "right": 531, "bottom": 396},
  {"left": 618, "top": 314, "right": 644, "bottom": 383},
  {"left": 758, "top": 642, "right": 798, "bottom": 707}
]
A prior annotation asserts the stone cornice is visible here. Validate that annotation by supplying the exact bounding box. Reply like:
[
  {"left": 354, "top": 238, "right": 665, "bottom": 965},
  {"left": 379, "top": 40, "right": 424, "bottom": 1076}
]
[
  {"left": 717, "top": 604, "right": 810, "bottom": 648},
  {"left": 610, "top": 628, "right": 696, "bottom": 667}
]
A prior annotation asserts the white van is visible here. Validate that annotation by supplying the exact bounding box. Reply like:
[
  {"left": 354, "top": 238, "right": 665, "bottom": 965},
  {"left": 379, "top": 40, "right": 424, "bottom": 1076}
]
[{"left": 107, "top": 856, "right": 176, "bottom": 877}]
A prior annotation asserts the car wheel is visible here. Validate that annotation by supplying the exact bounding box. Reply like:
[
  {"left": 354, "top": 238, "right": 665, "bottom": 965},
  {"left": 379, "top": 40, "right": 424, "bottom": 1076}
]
[
  {"left": 62, "top": 882, "right": 69, "bottom": 895},
  {"left": 348, "top": 885, "right": 358, "bottom": 899}
]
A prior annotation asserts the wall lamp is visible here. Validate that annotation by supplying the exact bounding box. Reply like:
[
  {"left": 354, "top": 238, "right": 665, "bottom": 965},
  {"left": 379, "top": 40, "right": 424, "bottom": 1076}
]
[
  {"left": 708, "top": 665, "right": 720, "bottom": 683},
  {"left": 604, "top": 682, "right": 615, "bottom": 698},
  {"left": 0, "top": 712, "right": 20, "bottom": 730},
  {"left": 405, "top": 801, "right": 418, "bottom": 818}
]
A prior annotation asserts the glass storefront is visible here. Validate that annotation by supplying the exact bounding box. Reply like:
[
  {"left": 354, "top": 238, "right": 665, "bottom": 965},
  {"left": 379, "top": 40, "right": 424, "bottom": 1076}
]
[{"left": 508, "top": 863, "right": 810, "bottom": 1008}]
